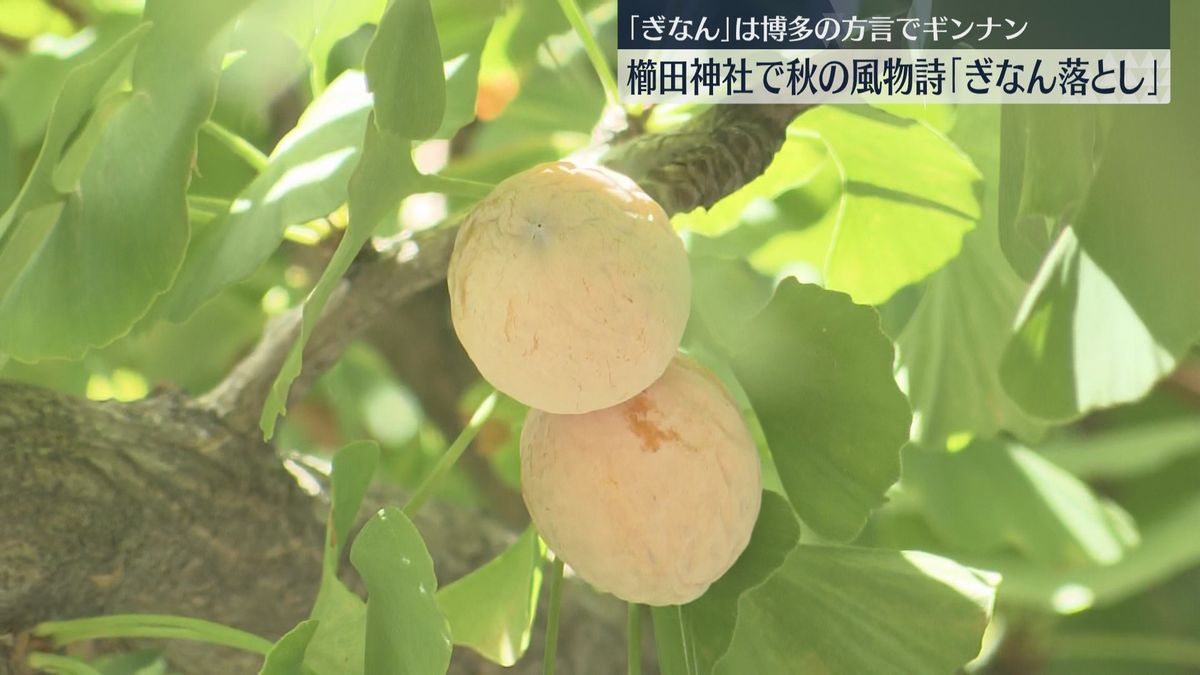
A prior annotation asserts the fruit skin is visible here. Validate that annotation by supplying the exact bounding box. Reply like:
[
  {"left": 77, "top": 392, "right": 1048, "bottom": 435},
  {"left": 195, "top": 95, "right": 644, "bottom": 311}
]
[
  {"left": 448, "top": 161, "right": 691, "bottom": 415},
  {"left": 520, "top": 357, "right": 762, "bottom": 606}
]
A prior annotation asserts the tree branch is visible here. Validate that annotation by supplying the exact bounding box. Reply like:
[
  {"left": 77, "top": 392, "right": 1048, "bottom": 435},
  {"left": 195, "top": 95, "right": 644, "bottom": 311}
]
[
  {"left": 0, "top": 384, "right": 322, "bottom": 655},
  {"left": 198, "top": 228, "right": 457, "bottom": 430},
  {"left": 603, "top": 104, "right": 813, "bottom": 214},
  {"left": 0, "top": 382, "right": 647, "bottom": 674}
]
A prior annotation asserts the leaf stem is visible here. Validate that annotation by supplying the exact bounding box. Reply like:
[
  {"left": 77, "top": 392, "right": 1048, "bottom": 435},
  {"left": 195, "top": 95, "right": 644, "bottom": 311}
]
[
  {"left": 628, "top": 604, "right": 642, "bottom": 675},
  {"left": 419, "top": 174, "right": 496, "bottom": 200},
  {"left": 187, "top": 195, "right": 232, "bottom": 214},
  {"left": 543, "top": 556, "right": 566, "bottom": 675},
  {"left": 554, "top": 0, "right": 620, "bottom": 106},
  {"left": 34, "top": 614, "right": 274, "bottom": 656},
  {"left": 201, "top": 119, "right": 269, "bottom": 173},
  {"left": 187, "top": 208, "right": 218, "bottom": 224},
  {"left": 402, "top": 389, "right": 498, "bottom": 517},
  {"left": 26, "top": 653, "right": 102, "bottom": 675}
]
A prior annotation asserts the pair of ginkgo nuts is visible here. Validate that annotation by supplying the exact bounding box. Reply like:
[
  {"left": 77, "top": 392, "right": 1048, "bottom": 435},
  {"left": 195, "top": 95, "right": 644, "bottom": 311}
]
[{"left": 448, "top": 161, "right": 761, "bottom": 606}]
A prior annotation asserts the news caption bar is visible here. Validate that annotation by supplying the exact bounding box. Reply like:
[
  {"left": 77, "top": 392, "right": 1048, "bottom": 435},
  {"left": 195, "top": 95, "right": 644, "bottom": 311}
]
[
  {"left": 617, "top": 0, "right": 1171, "bottom": 104},
  {"left": 619, "top": 49, "right": 1169, "bottom": 104}
]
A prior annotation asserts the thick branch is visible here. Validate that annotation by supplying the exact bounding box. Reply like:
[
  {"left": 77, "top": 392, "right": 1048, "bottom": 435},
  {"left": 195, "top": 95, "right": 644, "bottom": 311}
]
[
  {"left": 603, "top": 104, "right": 813, "bottom": 214},
  {"left": 0, "top": 383, "right": 322, "bottom": 641},
  {"left": 0, "top": 382, "right": 646, "bottom": 674}
]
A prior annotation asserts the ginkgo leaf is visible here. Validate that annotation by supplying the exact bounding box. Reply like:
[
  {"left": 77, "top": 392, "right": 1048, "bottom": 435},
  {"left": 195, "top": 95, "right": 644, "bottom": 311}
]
[{"left": 0, "top": 1, "right": 249, "bottom": 361}]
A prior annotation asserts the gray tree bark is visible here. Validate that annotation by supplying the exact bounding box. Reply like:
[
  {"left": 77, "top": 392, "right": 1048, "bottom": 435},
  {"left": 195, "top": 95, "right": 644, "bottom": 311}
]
[{"left": 0, "top": 103, "right": 812, "bottom": 674}]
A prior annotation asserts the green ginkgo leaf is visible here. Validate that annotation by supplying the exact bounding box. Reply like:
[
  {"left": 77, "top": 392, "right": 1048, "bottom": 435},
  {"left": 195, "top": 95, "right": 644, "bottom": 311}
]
[
  {"left": 350, "top": 507, "right": 452, "bottom": 675},
  {"left": 732, "top": 280, "right": 911, "bottom": 542},
  {"left": 0, "top": 0, "right": 250, "bottom": 361},
  {"left": 364, "top": 0, "right": 445, "bottom": 139}
]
